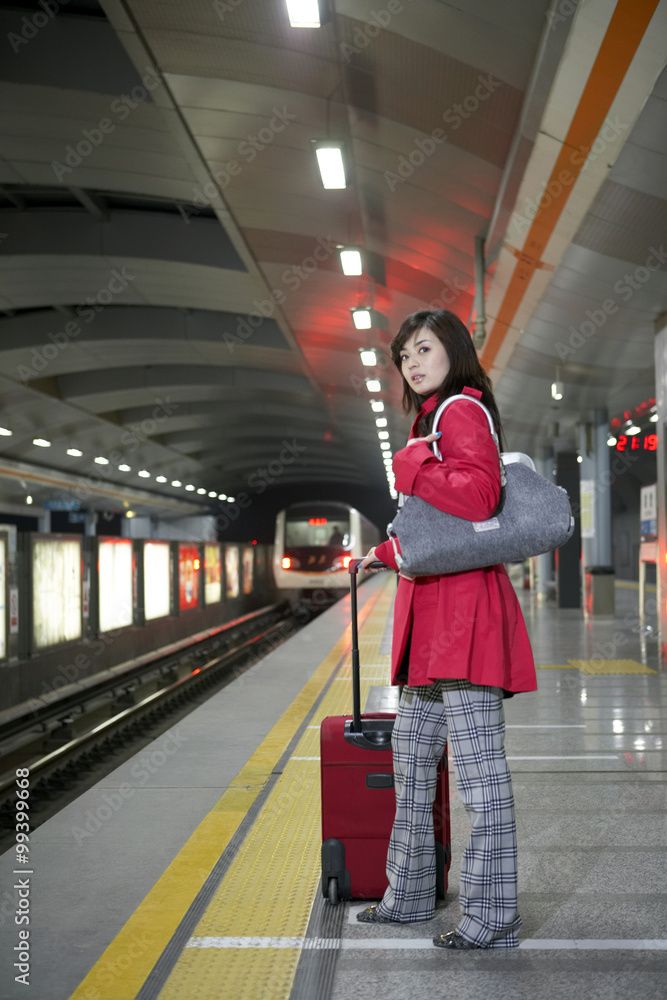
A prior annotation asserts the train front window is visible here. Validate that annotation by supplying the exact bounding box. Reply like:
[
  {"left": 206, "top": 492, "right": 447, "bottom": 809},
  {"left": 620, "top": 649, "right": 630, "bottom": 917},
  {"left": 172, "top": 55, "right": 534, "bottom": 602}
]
[{"left": 284, "top": 516, "right": 351, "bottom": 549}]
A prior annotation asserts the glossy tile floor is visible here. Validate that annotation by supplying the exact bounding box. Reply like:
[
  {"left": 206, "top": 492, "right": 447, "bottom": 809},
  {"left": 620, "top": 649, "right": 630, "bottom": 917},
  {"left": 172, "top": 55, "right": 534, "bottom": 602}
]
[{"left": 332, "top": 584, "right": 667, "bottom": 1000}]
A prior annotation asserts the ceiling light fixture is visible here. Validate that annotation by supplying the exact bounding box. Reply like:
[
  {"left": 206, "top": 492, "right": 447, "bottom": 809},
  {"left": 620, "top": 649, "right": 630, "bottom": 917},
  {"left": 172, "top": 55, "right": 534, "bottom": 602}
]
[
  {"left": 119, "top": 464, "right": 131, "bottom": 472},
  {"left": 370, "top": 400, "right": 384, "bottom": 413},
  {"left": 286, "top": 0, "right": 321, "bottom": 27},
  {"left": 366, "top": 378, "right": 381, "bottom": 393},
  {"left": 227, "top": 496, "right": 236, "bottom": 503},
  {"left": 218, "top": 493, "right": 227, "bottom": 500},
  {"left": 171, "top": 480, "right": 182, "bottom": 487},
  {"left": 33, "top": 438, "right": 51, "bottom": 447},
  {"left": 67, "top": 447, "right": 82, "bottom": 457},
  {"left": 138, "top": 469, "right": 150, "bottom": 478},
  {"left": 26, "top": 495, "right": 33, "bottom": 505},
  {"left": 607, "top": 436, "right": 617, "bottom": 447},
  {"left": 359, "top": 349, "right": 377, "bottom": 367},
  {"left": 650, "top": 412, "right": 659, "bottom": 422},
  {"left": 375, "top": 417, "right": 387, "bottom": 428},
  {"left": 185, "top": 484, "right": 195, "bottom": 491},
  {"left": 208, "top": 491, "right": 217, "bottom": 498},
  {"left": 380, "top": 442, "right": 391, "bottom": 451},
  {"left": 0, "top": 426, "right": 12, "bottom": 436},
  {"left": 551, "top": 381, "right": 563, "bottom": 401},
  {"left": 339, "top": 247, "right": 363, "bottom": 275},
  {"left": 378, "top": 430, "right": 389, "bottom": 440},
  {"left": 94, "top": 456, "right": 109, "bottom": 465},
  {"left": 627, "top": 424, "right": 641, "bottom": 435},
  {"left": 196, "top": 488, "right": 207, "bottom": 495},
  {"left": 313, "top": 142, "right": 346, "bottom": 188},
  {"left": 156, "top": 475, "right": 167, "bottom": 483},
  {"left": 351, "top": 308, "right": 372, "bottom": 329}
]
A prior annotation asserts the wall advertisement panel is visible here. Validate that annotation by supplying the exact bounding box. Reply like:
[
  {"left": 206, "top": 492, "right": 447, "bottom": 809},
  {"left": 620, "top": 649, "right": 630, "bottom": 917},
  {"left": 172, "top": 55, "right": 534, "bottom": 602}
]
[
  {"left": 242, "top": 546, "right": 254, "bottom": 595},
  {"left": 204, "top": 543, "right": 222, "bottom": 605},
  {"left": 225, "top": 546, "right": 239, "bottom": 599},
  {"left": 32, "top": 536, "right": 82, "bottom": 649},
  {"left": 144, "top": 541, "right": 171, "bottom": 621},
  {"left": 98, "top": 539, "right": 133, "bottom": 633},
  {"left": 178, "top": 544, "right": 200, "bottom": 610}
]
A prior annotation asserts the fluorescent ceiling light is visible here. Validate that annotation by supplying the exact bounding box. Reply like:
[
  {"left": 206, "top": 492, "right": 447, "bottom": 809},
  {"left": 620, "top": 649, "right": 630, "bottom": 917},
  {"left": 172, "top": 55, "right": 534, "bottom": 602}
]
[
  {"left": 351, "top": 308, "right": 371, "bottom": 329},
  {"left": 375, "top": 417, "right": 387, "bottom": 428},
  {"left": 33, "top": 438, "right": 51, "bottom": 447},
  {"left": 227, "top": 496, "right": 236, "bottom": 502},
  {"left": 650, "top": 412, "right": 659, "bottom": 422},
  {"left": 627, "top": 424, "right": 641, "bottom": 435},
  {"left": 607, "top": 436, "right": 617, "bottom": 447},
  {"left": 156, "top": 475, "right": 167, "bottom": 483},
  {"left": 370, "top": 400, "right": 384, "bottom": 413},
  {"left": 366, "top": 379, "right": 381, "bottom": 392},
  {"left": 551, "top": 381, "right": 563, "bottom": 401},
  {"left": 185, "top": 484, "right": 195, "bottom": 491},
  {"left": 340, "top": 248, "right": 362, "bottom": 275},
  {"left": 94, "top": 456, "right": 109, "bottom": 465},
  {"left": 577, "top": 455, "right": 583, "bottom": 463},
  {"left": 218, "top": 493, "right": 227, "bottom": 500},
  {"left": 286, "top": 0, "right": 320, "bottom": 27},
  {"left": 67, "top": 447, "right": 82, "bottom": 457},
  {"left": 208, "top": 491, "right": 217, "bottom": 497},
  {"left": 26, "top": 495, "right": 33, "bottom": 505},
  {"left": 171, "top": 480, "right": 182, "bottom": 487},
  {"left": 0, "top": 426, "right": 12, "bottom": 436},
  {"left": 197, "top": 488, "right": 207, "bottom": 494},
  {"left": 315, "top": 145, "right": 345, "bottom": 188},
  {"left": 138, "top": 469, "right": 150, "bottom": 478},
  {"left": 378, "top": 430, "right": 389, "bottom": 440},
  {"left": 119, "top": 464, "right": 131, "bottom": 472},
  {"left": 380, "top": 442, "right": 391, "bottom": 451},
  {"left": 360, "top": 349, "right": 377, "bottom": 366}
]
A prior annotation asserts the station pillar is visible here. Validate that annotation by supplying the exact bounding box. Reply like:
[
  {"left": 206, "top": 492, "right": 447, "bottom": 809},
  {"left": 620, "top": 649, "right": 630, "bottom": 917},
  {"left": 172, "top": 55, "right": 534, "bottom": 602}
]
[
  {"left": 654, "top": 312, "right": 667, "bottom": 655},
  {"left": 555, "top": 452, "right": 581, "bottom": 608},
  {"left": 535, "top": 449, "right": 555, "bottom": 598},
  {"left": 579, "top": 411, "right": 614, "bottom": 614}
]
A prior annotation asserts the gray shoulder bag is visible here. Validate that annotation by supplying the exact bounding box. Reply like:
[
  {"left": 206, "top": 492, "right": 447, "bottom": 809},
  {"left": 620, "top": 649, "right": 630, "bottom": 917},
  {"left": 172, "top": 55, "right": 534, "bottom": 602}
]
[{"left": 387, "top": 394, "right": 574, "bottom": 578}]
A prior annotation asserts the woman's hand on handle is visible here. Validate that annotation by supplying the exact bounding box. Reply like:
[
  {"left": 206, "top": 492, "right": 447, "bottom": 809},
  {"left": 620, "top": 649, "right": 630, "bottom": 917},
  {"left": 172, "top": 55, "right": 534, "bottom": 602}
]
[
  {"left": 360, "top": 547, "right": 378, "bottom": 570},
  {"left": 407, "top": 432, "right": 441, "bottom": 447}
]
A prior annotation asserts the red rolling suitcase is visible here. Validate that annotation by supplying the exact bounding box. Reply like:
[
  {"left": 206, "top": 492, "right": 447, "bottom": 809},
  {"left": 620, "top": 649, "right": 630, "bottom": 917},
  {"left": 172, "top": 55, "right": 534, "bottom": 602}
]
[{"left": 320, "top": 560, "right": 451, "bottom": 904}]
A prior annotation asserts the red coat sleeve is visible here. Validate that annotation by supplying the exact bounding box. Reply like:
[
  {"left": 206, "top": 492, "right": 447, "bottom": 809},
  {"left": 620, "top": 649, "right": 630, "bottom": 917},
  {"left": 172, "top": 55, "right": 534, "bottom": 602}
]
[
  {"left": 393, "top": 400, "right": 501, "bottom": 521},
  {"left": 374, "top": 536, "right": 400, "bottom": 571}
]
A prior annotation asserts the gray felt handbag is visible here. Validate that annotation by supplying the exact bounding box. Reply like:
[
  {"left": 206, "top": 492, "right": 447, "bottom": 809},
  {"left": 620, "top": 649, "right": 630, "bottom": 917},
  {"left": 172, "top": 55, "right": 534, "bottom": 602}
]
[{"left": 387, "top": 394, "right": 574, "bottom": 578}]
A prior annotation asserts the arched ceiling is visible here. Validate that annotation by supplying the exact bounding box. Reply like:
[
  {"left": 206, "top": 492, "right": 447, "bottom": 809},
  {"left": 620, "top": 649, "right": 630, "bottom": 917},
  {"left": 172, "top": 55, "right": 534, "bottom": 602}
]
[{"left": 0, "top": 0, "right": 665, "bottom": 523}]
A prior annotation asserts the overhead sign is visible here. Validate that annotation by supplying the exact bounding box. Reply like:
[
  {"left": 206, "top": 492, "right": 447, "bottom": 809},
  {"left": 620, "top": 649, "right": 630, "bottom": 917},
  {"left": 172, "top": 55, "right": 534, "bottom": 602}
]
[{"left": 44, "top": 499, "right": 80, "bottom": 511}]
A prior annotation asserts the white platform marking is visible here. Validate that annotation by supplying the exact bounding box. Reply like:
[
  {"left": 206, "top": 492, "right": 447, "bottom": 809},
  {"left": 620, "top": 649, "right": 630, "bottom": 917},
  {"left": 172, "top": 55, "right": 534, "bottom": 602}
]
[{"left": 186, "top": 935, "right": 667, "bottom": 951}]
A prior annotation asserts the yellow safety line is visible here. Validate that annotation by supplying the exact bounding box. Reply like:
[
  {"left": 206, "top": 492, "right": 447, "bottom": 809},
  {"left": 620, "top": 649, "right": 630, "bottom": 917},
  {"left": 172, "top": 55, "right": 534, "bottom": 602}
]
[
  {"left": 69, "top": 578, "right": 393, "bottom": 1000},
  {"left": 158, "top": 586, "right": 394, "bottom": 1000},
  {"left": 536, "top": 660, "right": 657, "bottom": 674}
]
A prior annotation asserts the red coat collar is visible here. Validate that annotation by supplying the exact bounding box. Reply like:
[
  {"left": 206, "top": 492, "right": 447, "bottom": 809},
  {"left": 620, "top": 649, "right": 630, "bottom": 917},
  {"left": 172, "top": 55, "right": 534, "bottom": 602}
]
[{"left": 417, "top": 385, "right": 482, "bottom": 418}]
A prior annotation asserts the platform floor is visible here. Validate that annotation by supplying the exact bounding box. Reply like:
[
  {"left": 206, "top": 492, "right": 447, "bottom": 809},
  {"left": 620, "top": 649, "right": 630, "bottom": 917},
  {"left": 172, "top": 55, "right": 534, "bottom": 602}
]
[{"left": 1, "top": 573, "right": 666, "bottom": 1000}]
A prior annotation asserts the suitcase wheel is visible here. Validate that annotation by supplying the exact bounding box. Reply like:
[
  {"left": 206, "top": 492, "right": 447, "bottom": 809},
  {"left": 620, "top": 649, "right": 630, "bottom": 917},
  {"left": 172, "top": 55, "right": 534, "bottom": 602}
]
[{"left": 327, "top": 877, "right": 339, "bottom": 906}]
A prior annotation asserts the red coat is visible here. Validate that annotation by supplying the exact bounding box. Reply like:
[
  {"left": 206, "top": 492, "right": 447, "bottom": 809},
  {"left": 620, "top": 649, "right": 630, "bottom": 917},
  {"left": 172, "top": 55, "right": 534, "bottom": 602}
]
[{"left": 374, "top": 388, "right": 536, "bottom": 694}]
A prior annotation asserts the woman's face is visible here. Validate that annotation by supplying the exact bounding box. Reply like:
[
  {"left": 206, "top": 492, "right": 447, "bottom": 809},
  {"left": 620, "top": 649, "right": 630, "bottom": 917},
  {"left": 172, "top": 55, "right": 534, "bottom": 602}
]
[{"left": 399, "top": 327, "right": 450, "bottom": 396}]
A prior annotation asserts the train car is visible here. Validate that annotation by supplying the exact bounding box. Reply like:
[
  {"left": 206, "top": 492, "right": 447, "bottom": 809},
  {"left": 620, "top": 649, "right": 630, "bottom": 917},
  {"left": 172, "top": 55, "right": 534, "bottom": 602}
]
[{"left": 273, "top": 501, "right": 381, "bottom": 597}]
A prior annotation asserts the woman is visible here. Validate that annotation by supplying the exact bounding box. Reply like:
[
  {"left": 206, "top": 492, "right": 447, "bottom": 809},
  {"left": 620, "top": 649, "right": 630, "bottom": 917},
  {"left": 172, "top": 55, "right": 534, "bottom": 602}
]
[{"left": 359, "top": 309, "right": 536, "bottom": 950}]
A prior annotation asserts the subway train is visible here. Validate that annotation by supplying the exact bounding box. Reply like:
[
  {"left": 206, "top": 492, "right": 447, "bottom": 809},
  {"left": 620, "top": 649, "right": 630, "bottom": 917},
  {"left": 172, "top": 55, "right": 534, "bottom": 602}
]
[{"left": 273, "top": 501, "right": 381, "bottom": 599}]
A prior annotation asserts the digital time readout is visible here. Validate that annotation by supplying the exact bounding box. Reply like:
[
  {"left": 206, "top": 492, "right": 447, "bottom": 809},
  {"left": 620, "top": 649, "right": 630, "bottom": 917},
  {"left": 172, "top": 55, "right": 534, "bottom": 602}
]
[{"left": 615, "top": 434, "right": 657, "bottom": 452}]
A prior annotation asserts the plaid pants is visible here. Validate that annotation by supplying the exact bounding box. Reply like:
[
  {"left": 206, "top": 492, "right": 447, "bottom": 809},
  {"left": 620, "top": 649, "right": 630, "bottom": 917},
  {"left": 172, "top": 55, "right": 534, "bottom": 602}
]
[{"left": 376, "top": 679, "right": 521, "bottom": 948}]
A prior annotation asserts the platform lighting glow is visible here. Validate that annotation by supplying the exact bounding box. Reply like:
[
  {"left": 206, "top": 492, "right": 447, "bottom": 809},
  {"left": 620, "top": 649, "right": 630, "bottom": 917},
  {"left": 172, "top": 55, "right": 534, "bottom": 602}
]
[
  {"left": 627, "top": 424, "right": 641, "bottom": 435},
  {"left": 378, "top": 431, "right": 389, "bottom": 440},
  {"left": 360, "top": 349, "right": 377, "bottom": 367},
  {"left": 380, "top": 442, "right": 391, "bottom": 451},
  {"left": 339, "top": 248, "right": 362, "bottom": 275},
  {"left": 171, "top": 480, "right": 182, "bottom": 487},
  {"left": 156, "top": 475, "right": 167, "bottom": 483},
  {"left": 375, "top": 417, "right": 387, "bottom": 428},
  {"left": 551, "top": 381, "right": 563, "bottom": 401},
  {"left": 650, "top": 412, "right": 659, "bottom": 422},
  {"left": 218, "top": 493, "right": 227, "bottom": 500},
  {"left": 33, "top": 438, "right": 51, "bottom": 447},
  {"left": 0, "top": 426, "right": 12, "bottom": 436},
  {"left": 185, "top": 484, "right": 195, "bottom": 491},
  {"left": 370, "top": 400, "right": 384, "bottom": 413},
  {"left": 138, "top": 469, "right": 150, "bottom": 478},
  {"left": 227, "top": 496, "right": 236, "bottom": 503},
  {"left": 607, "top": 436, "right": 617, "bottom": 447},
  {"left": 94, "top": 456, "right": 109, "bottom": 465},
  {"left": 208, "top": 491, "right": 217, "bottom": 497},
  {"left": 126, "top": 510, "right": 136, "bottom": 518},
  {"left": 197, "top": 488, "right": 207, "bottom": 494},
  {"left": 351, "top": 308, "right": 372, "bottom": 329},
  {"left": 119, "top": 464, "right": 131, "bottom": 472},
  {"left": 366, "top": 378, "right": 381, "bottom": 392},
  {"left": 286, "top": 0, "right": 320, "bottom": 27},
  {"left": 67, "top": 447, "right": 83, "bottom": 457},
  {"left": 315, "top": 146, "right": 345, "bottom": 188},
  {"left": 26, "top": 495, "right": 33, "bottom": 505},
  {"left": 576, "top": 455, "right": 583, "bottom": 463}
]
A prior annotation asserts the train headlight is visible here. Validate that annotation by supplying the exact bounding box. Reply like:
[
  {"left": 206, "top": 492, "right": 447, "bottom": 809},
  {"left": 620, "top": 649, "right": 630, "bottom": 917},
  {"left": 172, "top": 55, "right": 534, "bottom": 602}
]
[
  {"left": 282, "top": 557, "right": 291, "bottom": 569},
  {"left": 343, "top": 556, "right": 352, "bottom": 568}
]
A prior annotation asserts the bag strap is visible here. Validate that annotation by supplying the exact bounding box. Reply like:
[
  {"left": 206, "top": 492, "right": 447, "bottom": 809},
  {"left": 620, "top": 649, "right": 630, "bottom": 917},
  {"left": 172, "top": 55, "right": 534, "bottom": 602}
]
[{"left": 430, "top": 394, "right": 507, "bottom": 514}]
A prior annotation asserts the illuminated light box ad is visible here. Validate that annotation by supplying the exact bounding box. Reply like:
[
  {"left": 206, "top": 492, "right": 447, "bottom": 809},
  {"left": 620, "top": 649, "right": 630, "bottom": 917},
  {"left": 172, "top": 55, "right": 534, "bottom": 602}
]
[
  {"left": 0, "top": 536, "right": 6, "bottom": 658},
  {"left": 205, "top": 543, "right": 222, "bottom": 605},
  {"left": 144, "top": 541, "right": 171, "bottom": 621},
  {"left": 98, "top": 539, "right": 133, "bottom": 632},
  {"left": 179, "top": 544, "right": 200, "bottom": 611},
  {"left": 242, "top": 546, "right": 254, "bottom": 595},
  {"left": 32, "top": 537, "right": 82, "bottom": 649},
  {"left": 225, "top": 546, "right": 239, "bottom": 599}
]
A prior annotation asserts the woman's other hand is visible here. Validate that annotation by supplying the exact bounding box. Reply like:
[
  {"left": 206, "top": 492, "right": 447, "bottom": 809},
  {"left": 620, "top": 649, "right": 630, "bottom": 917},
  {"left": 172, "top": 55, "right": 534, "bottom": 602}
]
[{"left": 407, "top": 432, "right": 441, "bottom": 447}]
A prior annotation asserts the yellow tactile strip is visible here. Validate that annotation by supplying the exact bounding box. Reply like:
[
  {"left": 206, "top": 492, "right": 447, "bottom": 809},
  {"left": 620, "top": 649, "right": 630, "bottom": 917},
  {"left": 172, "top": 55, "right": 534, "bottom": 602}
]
[
  {"left": 158, "top": 588, "right": 394, "bottom": 1000},
  {"left": 69, "top": 577, "right": 394, "bottom": 1000},
  {"left": 537, "top": 660, "right": 657, "bottom": 674}
]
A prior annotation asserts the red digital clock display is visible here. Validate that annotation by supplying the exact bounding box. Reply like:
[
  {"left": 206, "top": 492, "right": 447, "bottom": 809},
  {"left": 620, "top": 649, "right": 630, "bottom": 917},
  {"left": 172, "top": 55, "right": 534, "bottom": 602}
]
[{"left": 615, "top": 434, "right": 657, "bottom": 452}]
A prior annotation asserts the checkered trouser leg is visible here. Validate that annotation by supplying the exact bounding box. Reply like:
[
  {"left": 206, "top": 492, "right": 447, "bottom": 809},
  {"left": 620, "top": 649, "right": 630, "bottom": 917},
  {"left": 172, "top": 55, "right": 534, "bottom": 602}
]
[{"left": 377, "top": 680, "right": 521, "bottom": 948}]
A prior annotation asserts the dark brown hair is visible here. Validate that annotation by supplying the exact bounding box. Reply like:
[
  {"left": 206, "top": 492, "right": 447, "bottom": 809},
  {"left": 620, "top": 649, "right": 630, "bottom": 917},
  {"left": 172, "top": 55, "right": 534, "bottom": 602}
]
[{"left": 390, "top": 309, "right": 504, "bottom": 446}]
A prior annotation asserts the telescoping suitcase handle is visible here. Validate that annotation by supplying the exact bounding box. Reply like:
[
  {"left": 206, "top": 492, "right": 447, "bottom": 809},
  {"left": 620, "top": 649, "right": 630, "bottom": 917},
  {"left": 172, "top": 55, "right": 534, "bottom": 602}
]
[{"left": 348, "top": 559, "right": 387, "bottom": 734}]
